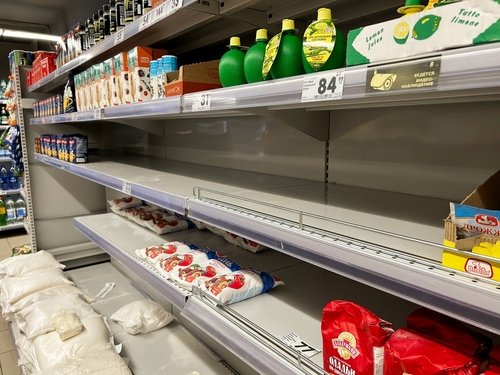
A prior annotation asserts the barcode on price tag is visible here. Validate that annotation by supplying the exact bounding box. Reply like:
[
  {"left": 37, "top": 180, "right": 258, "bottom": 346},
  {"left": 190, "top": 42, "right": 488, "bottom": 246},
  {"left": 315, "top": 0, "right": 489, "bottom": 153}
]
[
  {"left": 280, "top": 332, "right": 320, "bottom": 358},
  {"left": 121, "top": 181, "right": 132, "bottom": 194},
  {"left": 301, "top": 70, "right": 345, "bottom": 103},
  {"left": 114, "top": 29, "right": 125, "bottom": 45},
  {"left": 191, "top": 93, "right": 211, "bottom": 112}
]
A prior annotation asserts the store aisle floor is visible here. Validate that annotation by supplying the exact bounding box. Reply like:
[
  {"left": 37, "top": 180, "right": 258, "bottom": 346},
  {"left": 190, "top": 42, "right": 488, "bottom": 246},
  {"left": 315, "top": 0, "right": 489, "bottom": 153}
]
[{"left": 0, "top": 233, "right": 30, "bottom": 375}]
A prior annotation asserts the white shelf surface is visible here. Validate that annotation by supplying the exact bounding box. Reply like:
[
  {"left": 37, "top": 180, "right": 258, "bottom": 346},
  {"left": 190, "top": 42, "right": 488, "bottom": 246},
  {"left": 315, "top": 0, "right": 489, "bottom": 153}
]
[
  {"left": 0, "top": 188, "right": 21, "bottom": 195},
  {"left": 30, "top": 110, "right": 102, "bottom": 124},
  {"left": 37, "top": 153, "right": 500, "bottom": 334},
  {"left": 26, "top": 0, "right": 206, "bottom": 94},
  {"left": 65, "top": 262, "right": 235, "bottom": 375},
  {"left": 103, "top": 97, "right": 182, "bottom": 119},
  {"left": 0, "top": 222, "right": 25, "bottom": 232},
  {"left": 74, "top": 213, "right": 426, "bottom": 375}
]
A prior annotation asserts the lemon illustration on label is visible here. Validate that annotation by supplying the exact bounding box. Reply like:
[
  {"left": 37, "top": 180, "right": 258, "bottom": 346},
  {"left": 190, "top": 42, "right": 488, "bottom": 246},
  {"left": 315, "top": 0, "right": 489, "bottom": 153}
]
[
  {"left": 303, "top": 19, "right": 336, "bottom": 71},
  {"left": 393, "top": 21, "right": 410, "bottom": 44},
  {"left": 262, "top": 33, "right": 281, "bottom": 79},
  {"left": 412, "top": 15, "right": 442, "bottom": 40}
]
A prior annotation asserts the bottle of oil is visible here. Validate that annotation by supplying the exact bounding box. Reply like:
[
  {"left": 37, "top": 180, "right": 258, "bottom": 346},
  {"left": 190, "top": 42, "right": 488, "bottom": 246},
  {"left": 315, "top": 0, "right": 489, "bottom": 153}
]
[{"left": 219, "top": 37, "right": 247, "bottom": 87}]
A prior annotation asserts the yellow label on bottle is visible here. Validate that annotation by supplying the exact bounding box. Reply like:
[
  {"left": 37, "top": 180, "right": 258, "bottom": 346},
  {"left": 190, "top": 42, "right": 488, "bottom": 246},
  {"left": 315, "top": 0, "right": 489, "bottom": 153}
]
[
  {"left": 303, "top": 19, "right": 336, "bottom": 71},
  {"left": 262, "top": 32, "right": 282, "bottom": 79},
  {"left": 0, "top": 207, "right": 6, "bottom": 215}
]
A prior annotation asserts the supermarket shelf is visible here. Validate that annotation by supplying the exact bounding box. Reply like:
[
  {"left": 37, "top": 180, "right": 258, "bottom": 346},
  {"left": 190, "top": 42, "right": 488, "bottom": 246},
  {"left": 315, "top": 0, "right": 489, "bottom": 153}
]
[
  {"left": 0, "top": 156, "right": 12, "bottom": 163},
  {"left": 181, "top": 43, "right": 500, "bottom": 113},
  {"left": 66, "top": 262, "right": 236, "bottom": 375},
  {"left": 36, "top": 153, "right": 500, "bottom": 334},
  {"left": 26, "top": 0, "right": 208, "bottom": 94},
  {"left": 0, "top": 125, "right": 9, "bottom": 130},
  {"left": 30, "top": 109, "right": 102, "bottom": 124},
  {"left": 0, "top": 222, "right": 25, "bottom": 232},
  {"left": 103, "top": 97, "right": 182, "bottom": 119},
  {"left": 0, "top": 188, "right": 21, "bottom": 195}
]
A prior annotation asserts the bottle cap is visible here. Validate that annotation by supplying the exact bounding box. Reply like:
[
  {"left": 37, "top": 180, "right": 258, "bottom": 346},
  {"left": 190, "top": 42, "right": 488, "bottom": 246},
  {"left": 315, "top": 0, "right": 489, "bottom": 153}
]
[
  {"left": 397, "top": 0, "right": 425, "bottom": 14},
  {"left": 317, "top": 8, "right": 332, "bottom": 21},
  {"left": 282, "top": 19, "right": 295, "bottom": 31},
  {"left": 255, "top": 29, "right": 268, "bottom": 41},
  {"left": 229, "top": 36, "right": 241, "bottom": 47}
]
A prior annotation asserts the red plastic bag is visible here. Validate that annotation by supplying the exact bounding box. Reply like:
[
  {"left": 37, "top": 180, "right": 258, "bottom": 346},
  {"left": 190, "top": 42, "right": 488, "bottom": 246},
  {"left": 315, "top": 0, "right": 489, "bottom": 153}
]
[
  {"left": 407, "top": 308, "right": 492, "bottom": 358},
  {"left": 384, "top": 329, "right": 480, "bottom": 375},
  {"left": 322, "top": 300, "right": 393, "bottom": 375}
]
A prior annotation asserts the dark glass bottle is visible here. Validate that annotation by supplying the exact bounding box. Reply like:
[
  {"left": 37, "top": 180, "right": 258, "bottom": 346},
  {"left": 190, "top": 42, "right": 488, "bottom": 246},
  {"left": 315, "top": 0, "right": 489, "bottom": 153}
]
[
  {"left": 103, "top": 4, "right": 111, "bottom": 38},
  {"left": 110, "top": 0, "right": 117, "bottom": 33},
  {"left": 134, "top": 0, "right": 143, "bottom": 17},
  {"left": 87, "top": 17, "right": 95, "bottom": 47},
  {"left": 93, "top": 13, "right": 102, "bottom": 42},
  {"left": 125, "top": 0, "right": 134, "bottom": 23}
]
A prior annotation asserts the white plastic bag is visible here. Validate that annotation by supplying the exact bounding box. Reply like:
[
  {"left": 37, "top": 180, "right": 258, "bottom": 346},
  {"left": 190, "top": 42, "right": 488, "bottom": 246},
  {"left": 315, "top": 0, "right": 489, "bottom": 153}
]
[
  {"left": 110, "top": 300, "right": 174, "bottom": 335},
  {"left": 51, "top": 310, "right": 84, "bottom": 341},
  {"left": 0, "top": 250, "right": 64, "bottom": 277},
  {"left": 134, "top": 241, "right": 194, "bottom": 263}
]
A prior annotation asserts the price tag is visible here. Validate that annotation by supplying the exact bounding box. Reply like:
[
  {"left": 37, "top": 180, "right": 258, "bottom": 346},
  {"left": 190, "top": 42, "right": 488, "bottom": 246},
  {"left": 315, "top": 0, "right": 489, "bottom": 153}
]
[
  {"left": 301, "top": 70, "right": 345, "bottom": 103},
  {"left": 191, "top": 93, "right": 211, "bottom": 112},
  {"left": 121, "top": 180, "right": 132, "bottom": 194},
  {"left": 140, "top": 0, "right": 183, "bottom": 30},
  {"left": 280, "top": 332, "right": 320, "bottom": 358},
  {"left": 138, "top": 11, "right": 154, "bottom": 31},
  {"left": 114, "top": 28, "right": 125, "bottom": 45}
]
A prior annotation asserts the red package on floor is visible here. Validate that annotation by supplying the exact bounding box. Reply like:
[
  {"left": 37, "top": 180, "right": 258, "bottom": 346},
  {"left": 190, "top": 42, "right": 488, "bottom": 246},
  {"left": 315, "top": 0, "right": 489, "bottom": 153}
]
[
  {"left": 483, "top": 366, "right": 500, "bottom": 375},
  {"left": 384, "top": 329, "right": 480, "bottom": 375},
  {"left": 485, "top": 347, "right": 500, "bottom": 374},
  {"left": 491, "top": 347, "right": 500, "bottom": 364},
  {"left": 407, "top": 308, "right": 492, "bottom": 358},
  {"left": 322, "top": 300, "right": 393, "bottom": 375}
]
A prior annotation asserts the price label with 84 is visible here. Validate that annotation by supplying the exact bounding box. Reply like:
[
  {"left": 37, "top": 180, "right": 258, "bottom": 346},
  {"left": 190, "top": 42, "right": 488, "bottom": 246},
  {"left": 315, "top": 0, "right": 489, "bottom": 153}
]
[{"left": 301, "top": 70, "right": 345, "bottom": 103}]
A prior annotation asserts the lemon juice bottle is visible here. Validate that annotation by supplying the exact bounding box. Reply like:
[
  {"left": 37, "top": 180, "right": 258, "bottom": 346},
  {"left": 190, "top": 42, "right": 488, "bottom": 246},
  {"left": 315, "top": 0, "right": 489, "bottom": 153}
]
[
  {"left": 244, "top": 29, "right": 270, "bottom": 83},
  {"left": 219, "top": 37, "right": 247, "bottom": 87}
]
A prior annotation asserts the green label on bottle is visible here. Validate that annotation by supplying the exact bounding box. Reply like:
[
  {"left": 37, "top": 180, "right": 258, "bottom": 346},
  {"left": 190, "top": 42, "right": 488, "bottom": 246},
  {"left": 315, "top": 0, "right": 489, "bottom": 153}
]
[
  {"left": 262, "top": 32, "right": 281, "bottom": 79},
  {"left": 303, "top": 19, "right": 336, "bottom": 72}
]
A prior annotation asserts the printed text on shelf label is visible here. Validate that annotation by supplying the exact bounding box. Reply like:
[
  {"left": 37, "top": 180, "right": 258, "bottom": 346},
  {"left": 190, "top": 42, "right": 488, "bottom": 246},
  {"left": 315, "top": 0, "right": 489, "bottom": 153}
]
[
  {"left": 280, "top": 332, "right": 320, "bottom": 358},
  {"left": 121, "top": 181, "right": 132, "bottom": 194},
  {"left": 301, "top": 70, "right": 345, "bottom": 102},
  {"left": 191, "top": 93, "right": 211, "bottom": 111}
]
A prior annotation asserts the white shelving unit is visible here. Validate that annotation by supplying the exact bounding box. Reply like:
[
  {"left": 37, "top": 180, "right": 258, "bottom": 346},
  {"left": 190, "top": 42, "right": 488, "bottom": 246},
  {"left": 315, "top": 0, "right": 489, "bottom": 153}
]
[{"left": 20, "top": 0, "right": 500, "bottom": 373}]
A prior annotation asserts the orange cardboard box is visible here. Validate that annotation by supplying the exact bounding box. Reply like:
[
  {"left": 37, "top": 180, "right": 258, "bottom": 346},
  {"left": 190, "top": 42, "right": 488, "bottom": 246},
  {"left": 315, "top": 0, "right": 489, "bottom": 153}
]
[
  {"left": 128, "top": 47, "right": 167, "bottom": 102},
  {"left": 165, "top": 60, "right": 221, "bottom": 97}
]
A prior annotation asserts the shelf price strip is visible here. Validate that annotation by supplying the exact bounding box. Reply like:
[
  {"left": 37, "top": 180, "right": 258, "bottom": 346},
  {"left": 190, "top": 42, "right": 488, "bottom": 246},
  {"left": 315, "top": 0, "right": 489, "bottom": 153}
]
[
  {"left": 114, "top": 29, "right": 125, "bottom": 45},
  {"left": 121, "top": 180, "right": 132, "bottom": 195},
  {"left": 139, "top": 0, "right": 184, "bottom": 31},
  {"left": 301, "top": 70, "right": 345, "bottom": 103},
  {"left": 191, "top": 93, "right": 211, "bottom": 112},
  {"left": 280, "top": 332, "right": 320, "bottom": 358}
]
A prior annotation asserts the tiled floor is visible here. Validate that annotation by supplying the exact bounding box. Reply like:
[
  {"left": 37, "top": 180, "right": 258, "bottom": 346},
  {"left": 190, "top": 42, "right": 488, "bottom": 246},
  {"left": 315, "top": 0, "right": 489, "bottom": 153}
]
[{"left": 0, "top": 230, "right": 30, "bottom": 375}]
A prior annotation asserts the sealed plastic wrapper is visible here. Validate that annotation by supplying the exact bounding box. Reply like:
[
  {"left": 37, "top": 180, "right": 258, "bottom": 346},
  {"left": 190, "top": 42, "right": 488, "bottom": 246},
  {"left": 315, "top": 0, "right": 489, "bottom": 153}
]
[
  {"left": 51, "top": 310, "right": 84, "bottom": 341},
  {"left": 384, "top": 329, "right": 480, "bottom": 375},
  {"left": 407, "top": 308, "right": 492, "bottom": 358},
  {"left": 451, "top": 203, "right": 500, "bottom": 239},
  {"left": 199, "top": 268, "right": 283, "bottom": 305},
  {"left": 171, "top": 255, "right": 241, "bottom": 291},
  {"left": 110, "top": 299, "right": 174, "bottom": 335},
  {"left": 321, "top": 300, "right": 393, "bottom": 375},
  {"left": 108, "top": 196, "right": 142, "bottom": 211},
  {"left": 0, "top": 250, "right": 64, "bottom": 278},
  {"left": 156, "top": 248, "right": 218, "bottom": 279},
  {"left": 144, "top": 214, "right": 193, "bottom": 235},
  {"left": 135, "top": 241, "right": 196, "bottom": 262}
]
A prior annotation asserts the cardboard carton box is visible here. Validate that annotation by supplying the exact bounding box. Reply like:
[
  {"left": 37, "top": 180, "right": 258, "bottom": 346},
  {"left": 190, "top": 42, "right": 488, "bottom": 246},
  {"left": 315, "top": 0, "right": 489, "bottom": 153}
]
[
  {"left": 127, "top": 46, "right": 167, "bottom": 102},
  {"left": 442, "top": 170, "right": 500, "bottom": 280},
  {"left": 114, "top": 52, "right": 132, "bottom": 104},
  {"left": 165, "top": 60, "right": 221, "bottom": 97},
  {"left": 347, "top": 0, "right": 500, "bottom": 66}
]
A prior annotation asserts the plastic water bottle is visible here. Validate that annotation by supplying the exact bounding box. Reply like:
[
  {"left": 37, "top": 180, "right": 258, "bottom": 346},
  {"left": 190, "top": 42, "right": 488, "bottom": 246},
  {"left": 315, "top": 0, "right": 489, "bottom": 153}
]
[
  {"left": 0, "top": 165, "right": 9, "bottom": 191},
  {"left": 9, "top": 163, "right": 19, "bottom": 190},
  {"left": 5, "top": 198, "right": 15, "bottom": 224},
  {"left": 15, "top": 198, "right": 26, "bottom": 222},
  {"left": 0, "top": 198, "right": 6, "bottom": 226}
]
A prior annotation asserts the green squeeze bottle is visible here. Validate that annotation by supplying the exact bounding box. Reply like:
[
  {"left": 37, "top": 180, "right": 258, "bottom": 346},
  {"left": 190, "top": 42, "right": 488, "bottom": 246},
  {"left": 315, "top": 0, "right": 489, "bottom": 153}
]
[
  {"left": 0, "top": 197, "right": 6, "bottom": 226},
  {"left": 219, "top": 36, "right": 247, "bottom": 87},
  {"left": 244, "top": 29, "right": 270, "bottom": 83},
  {"left": 302, "top": 8, "right": 347, "bottom": 73},
  {"left": 263, "top": 19, "right": 304, "bottom": 80}
]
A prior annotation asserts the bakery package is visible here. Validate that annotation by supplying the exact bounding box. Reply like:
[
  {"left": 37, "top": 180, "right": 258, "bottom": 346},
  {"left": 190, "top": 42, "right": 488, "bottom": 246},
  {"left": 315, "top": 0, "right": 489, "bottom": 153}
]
[
  {"left": 442, "top": 170, "right": 500, "bottom": 280},
  {"left": 347, "top": 0, "right": 500, "bottom": 66},
  {"left": 321, "top": 300, "right": 393, "bottom": 375},
  {"left": 384, "top": 329, "right": 480, "bottom": 375}
]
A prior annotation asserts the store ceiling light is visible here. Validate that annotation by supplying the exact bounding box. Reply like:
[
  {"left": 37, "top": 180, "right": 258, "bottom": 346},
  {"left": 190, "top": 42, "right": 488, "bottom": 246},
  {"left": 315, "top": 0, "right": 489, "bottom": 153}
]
[{"left": 0, "top": 28, "right": 61, "bottom": 42}]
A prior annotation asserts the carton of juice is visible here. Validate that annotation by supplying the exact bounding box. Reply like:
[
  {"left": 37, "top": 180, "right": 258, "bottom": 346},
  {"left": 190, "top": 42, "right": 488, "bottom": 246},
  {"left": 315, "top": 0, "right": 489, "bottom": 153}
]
[
  {"left": 114, "top": 52, "right": 132, "bottom": 104},
  {"left": 127, "top": 46, "right": 167, "bottom": 102}
]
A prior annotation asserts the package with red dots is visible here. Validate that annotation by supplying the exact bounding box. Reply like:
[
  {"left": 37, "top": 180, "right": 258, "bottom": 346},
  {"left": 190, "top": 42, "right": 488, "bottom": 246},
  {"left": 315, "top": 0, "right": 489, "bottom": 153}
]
[
  {"left": 321, "top": 300, "right": 393, "bottom": 375},
  {"left": 198, "top": 269, "right": 284, "bottom": 305},
  {"left": 155, "top": 248, "right": 218, "bottom": 279},
  {"left": 170, "top": 255, "right": 242, "bottom": 291},
  {"left": 144, "top": 213, "right": 194, "bottom": 235},
  {"left": 384, "top": 329, "right": 480, "bottom": 375},
  {"left": 135, "top": 241, "right": 198, "bottom": 263},
  {"left": 108, "top": 196, "right": 142, "bottom": 211}
]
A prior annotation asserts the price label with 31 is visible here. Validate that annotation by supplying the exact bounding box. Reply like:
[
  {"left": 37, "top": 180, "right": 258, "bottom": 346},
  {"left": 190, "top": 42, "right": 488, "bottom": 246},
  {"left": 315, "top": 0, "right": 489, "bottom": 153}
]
[
  {"left": 301, "top": 70, "right": 345, "bottom": 103},
  {"left": 191, "top": 93, "right": 211, "bottom": 112}
]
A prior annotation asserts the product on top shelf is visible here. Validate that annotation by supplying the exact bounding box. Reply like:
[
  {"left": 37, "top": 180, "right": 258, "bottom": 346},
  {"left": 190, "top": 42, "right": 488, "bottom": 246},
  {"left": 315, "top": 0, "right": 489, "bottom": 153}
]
[
  {"left": 110, "top": 0, "right": 117, "bottom": 33},
  {"left": 125, "top": 0, "right": 134, "bottom": 23},
  {"left": 103, "top": 4, "right": 111, "bottom": 39},
  {"left": 219, "top": 36, "right": 247, "bottom": 87},
  {"left": 243, "top": 29, "right": 270, "bottom": 83},
  {"left": 37, "top": 134, "right": 88, "bottom": 164},
  {"left": 114, "top": 52, "right": 132, "bottom": 104},
  {"left": 116, "top": 0, "right": 126, "bottom": 29},
  {"left": 346, "top": 0, "right": 500, "bottom": 66},
  {"left": 384, "top": 329, "right": 480, "bottom": 375},
  {"left": 143, "top": 0, "right": 152, "bottom": 13},
  {"left": 263, "top": 19, "right": 305, "bottom": 80},
  {"left": 322, "top": 300, "right": 393, "bottom": 375},
  {"left": 134, "top": 0, "right": 143, "bottom": 17},
  {"left": 164, "top": 60, "right": 221, "bottom": 97},
  {"left": 302, "top": 8, "right": 347, "bottom": 73}
]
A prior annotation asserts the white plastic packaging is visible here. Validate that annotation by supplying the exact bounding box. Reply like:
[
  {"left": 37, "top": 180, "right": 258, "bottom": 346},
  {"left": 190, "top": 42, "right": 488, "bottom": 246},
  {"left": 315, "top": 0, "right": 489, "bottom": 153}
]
[
  {"left": 51, "top": 310, "right": 84, "bottom": 341},
  {"left": 0, "top": 250, "right": 64, "bottom": 277},
  {"left": 110, "top": 299, "right": 174, "bottom": 335}
]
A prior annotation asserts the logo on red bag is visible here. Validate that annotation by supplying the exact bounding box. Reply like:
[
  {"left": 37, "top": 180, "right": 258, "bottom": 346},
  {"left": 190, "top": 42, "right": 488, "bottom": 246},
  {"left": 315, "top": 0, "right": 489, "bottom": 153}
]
[
  {"left": 475, "top": 214, "right": 498, "bottom": 227},
  {"left": 465, "top": 259, "right": 493, "bottom": 278},
  {"left": 332, "top": 332, "right": 360, "bottom": 360}
]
